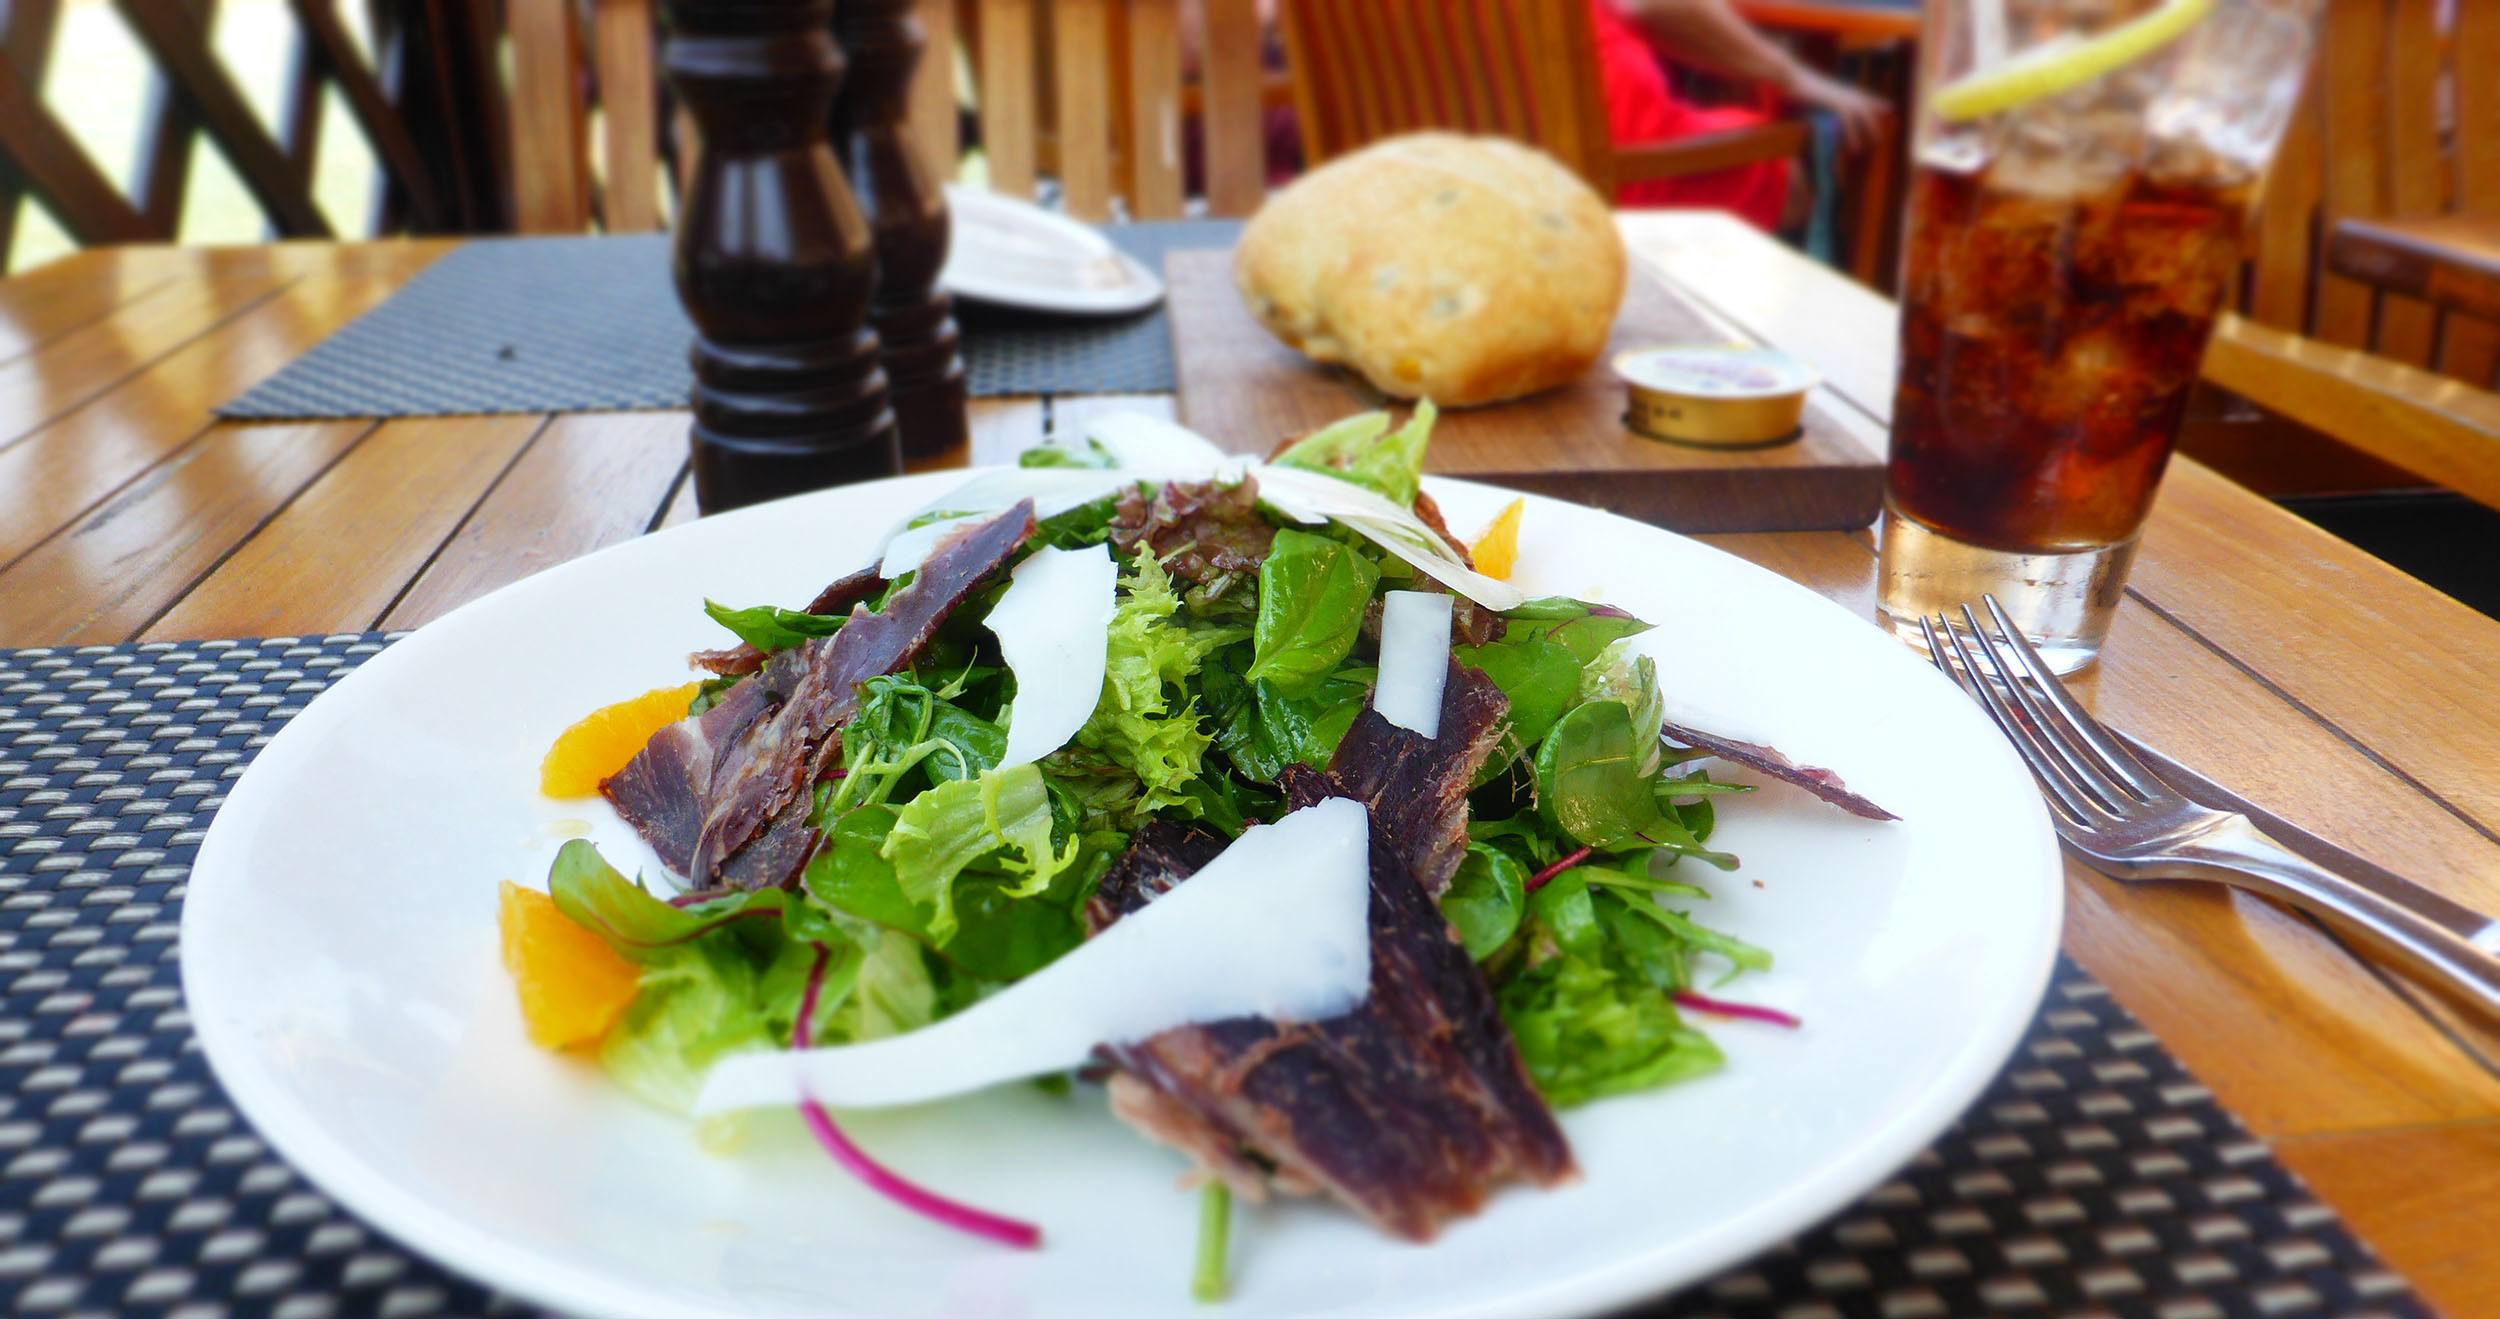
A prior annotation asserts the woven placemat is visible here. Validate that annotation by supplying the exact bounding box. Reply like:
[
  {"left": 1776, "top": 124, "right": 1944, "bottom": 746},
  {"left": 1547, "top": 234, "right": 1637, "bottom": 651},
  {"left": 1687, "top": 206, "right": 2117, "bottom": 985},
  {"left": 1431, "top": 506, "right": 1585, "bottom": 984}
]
[
  {"left": 0, "top": 637, "right": 2423, "bottom": 1318},
  {"left": 217, "top": 221, "right": 1242, "bottom": 420}
]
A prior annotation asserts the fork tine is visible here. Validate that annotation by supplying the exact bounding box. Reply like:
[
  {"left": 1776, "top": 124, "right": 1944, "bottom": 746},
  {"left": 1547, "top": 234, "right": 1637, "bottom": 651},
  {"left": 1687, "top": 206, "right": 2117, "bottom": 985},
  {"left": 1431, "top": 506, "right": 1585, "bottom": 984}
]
[
  {"left": 1979, "top": 594, "right": 2166, "bottom": 800},
  {"left": 1922, "top": 614, "right": 2099, "bottom": 827},
  {"left": 1956, "top": 604, "right": 2132, "bottom": 815}
]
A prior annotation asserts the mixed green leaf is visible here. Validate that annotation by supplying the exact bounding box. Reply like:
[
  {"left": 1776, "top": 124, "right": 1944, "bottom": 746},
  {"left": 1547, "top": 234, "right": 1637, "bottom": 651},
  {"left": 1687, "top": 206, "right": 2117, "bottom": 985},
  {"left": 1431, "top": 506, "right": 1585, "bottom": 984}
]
[{"left": 526, "top": 407, "right": 1803, "bottom": 1259}]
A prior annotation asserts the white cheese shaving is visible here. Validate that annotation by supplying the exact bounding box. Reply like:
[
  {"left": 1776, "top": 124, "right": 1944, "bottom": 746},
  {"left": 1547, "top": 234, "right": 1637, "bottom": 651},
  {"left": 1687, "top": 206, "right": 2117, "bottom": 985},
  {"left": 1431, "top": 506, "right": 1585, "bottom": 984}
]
[
  {"left": 1251, "top": 466, "right": 1527, "bottom": 611},
  {"left": 691, "top": 799, "right": 1375, "bottom": 1115},
  {"left": 1077, "top": 412, "right": 1236, "bottom": 469},
  {"left": 1374, "top": 590, "right": 1453, "bottom": 738},
  {"left": 985, "top": 544, "right": 1116, "bottom": 768}
]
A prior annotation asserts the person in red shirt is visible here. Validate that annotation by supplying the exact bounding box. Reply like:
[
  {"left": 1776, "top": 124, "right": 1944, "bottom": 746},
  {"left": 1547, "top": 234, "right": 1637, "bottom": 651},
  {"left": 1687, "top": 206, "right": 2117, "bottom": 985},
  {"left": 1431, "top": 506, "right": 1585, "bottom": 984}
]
[{"left": 1591, "top": 0, "right": 1889, "bottom": 229}]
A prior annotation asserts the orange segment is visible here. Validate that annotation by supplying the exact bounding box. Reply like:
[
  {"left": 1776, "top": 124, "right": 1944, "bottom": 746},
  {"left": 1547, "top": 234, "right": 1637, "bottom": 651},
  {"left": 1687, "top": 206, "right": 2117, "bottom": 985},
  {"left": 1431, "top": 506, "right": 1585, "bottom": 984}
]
[
  {"left": 539, "top": 682, "right": 703, "bottom": 797},
  {"left": 1469, "top": 498, "right": 1527, "bottom": 582},
  {"left": 499, "top": 881, "right": 642, "bottom": 1050}
]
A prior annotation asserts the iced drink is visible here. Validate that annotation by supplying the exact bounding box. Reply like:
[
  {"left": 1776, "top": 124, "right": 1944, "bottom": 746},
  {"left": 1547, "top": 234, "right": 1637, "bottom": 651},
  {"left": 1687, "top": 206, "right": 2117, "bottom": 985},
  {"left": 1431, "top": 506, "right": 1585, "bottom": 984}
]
[{"left": 1878, "top": 0, "right": 2319, "bottom": 671}]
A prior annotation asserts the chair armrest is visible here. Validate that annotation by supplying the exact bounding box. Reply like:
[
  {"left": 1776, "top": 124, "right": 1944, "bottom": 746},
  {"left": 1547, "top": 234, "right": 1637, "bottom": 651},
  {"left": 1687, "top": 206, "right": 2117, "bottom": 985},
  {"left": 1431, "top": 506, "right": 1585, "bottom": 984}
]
[
  {"left": 1611, "top": 120, "right": 1812, "bottom": 184},
  {"left": 2202, "top": 314, "right": 2500, "bottom": 513}
]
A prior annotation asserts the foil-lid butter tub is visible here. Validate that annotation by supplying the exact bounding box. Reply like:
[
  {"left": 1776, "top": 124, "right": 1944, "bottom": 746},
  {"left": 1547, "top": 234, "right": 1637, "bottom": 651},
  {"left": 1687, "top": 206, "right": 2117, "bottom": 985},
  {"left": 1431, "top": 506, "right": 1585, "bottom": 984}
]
[{"left": 1615, "top": 345, "right": 1819, "bottom": 448}]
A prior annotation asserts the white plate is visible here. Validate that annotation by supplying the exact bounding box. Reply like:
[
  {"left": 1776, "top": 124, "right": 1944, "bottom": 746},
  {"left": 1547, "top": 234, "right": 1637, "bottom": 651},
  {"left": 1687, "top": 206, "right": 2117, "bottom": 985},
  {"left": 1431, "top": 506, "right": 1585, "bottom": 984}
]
[
  {"left": 940, "top": 185, "right": 1165, "bottom": 316},
  {"left": 184, "top": 471, "right": 2062, "bottom": 1319}
]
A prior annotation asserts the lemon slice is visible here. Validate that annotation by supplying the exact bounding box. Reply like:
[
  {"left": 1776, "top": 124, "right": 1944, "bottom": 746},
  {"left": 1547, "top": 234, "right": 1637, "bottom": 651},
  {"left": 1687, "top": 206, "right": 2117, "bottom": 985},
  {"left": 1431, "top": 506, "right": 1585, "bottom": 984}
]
[{"left": 1932, "top": 0, "right": 2216, "bottom": 122}]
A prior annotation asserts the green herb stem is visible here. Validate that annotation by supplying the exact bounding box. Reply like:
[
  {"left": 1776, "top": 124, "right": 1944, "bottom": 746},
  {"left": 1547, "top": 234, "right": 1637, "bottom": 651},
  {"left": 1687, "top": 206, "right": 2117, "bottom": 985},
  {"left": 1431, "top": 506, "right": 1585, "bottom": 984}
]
[{"left": 1192, "top": 1182, "right": 1233, "bottom": 1303}]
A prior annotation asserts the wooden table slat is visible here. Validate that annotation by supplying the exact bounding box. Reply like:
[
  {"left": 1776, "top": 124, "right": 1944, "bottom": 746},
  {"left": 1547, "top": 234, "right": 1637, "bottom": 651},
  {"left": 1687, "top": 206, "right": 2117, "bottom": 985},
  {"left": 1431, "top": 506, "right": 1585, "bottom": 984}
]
[
  {"left": 0, "top": 268, "right": 416, "bottom": 570},
  {"left": 141, "top": 415, "right": 546, "bottom": 640},
  {"left": 0, "top": 272, "right": 296, "bottom": 446},
  {"left": 0, "top": 249, "right": 180, "bottom": 367},
  {"left": 0, "top": 420, "right": 376, "bottom": 646},
  {"left": 381, "top": 412, "right": 692, "bottom": 631}
]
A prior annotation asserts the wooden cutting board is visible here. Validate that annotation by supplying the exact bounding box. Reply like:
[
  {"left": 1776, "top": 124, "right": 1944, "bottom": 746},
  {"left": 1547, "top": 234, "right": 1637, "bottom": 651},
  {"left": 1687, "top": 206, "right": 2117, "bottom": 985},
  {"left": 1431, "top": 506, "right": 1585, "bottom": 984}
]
[{"left": 1165, "top": 248, "right": 1885, "bottom": 533}]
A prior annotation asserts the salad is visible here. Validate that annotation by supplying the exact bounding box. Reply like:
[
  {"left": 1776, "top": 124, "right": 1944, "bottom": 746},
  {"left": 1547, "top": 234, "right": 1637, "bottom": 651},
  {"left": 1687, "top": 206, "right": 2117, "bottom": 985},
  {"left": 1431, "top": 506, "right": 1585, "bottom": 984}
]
[{"left": 500, "top": 406, "right": 1891, "bottom": 1300}]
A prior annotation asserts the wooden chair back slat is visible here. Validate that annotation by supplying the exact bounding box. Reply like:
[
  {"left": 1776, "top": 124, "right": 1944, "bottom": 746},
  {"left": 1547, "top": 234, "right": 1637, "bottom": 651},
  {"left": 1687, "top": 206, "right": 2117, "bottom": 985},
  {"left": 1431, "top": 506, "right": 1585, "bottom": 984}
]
[
  {"left": 1374, "top": 3, "right": 1437, "bottom": 139},
  {"left": 368, "top": 0, "right": 513, "bottom": 233},
  {"left": 506, "top": 0, "right": 593, "bottom": 233},
  {"left": 291, "top": 0, "right": 448, "bottom": 231},
  {"left": 2240, "top": 0, "right": 2499, "bottom": 387},
  {"left": 1123, "top": 0, "right": 1183, "bottom": 218},
  {"left": 280, "top": 24, "right": 325, "bottom": 182},
  {"left": 1455, "top": 0, "right": 1531, "bottom": 144},
  {"left": 1049, "top": 0, "right": 1114, "bottom": 219},
  {"left": 2308, "top": 0, "right": 2381, "bottom": 349},
  {"left": 112, "top": 0, "right": 333, "bottom": 237},
  {"left": 0, "top": 0, "right": 64, "bottom": 258},
  {"left": 1407, "top": 2, "right": 1480, "bottom": 133},
  {"left": 2443, "top": 0, "right": 2500, "bottom": 382},
  {"left": 1192, "top": 0, "right": 1282, "bottom": 215},
  {"left": 909, "top": 0, "right": 961, "bottom": 184},
  {"left": 132, "top": 0, "right": 217, "bottom": 236},
  {"left": 976, "top": 0, "right": 1040, "bottom": 197},
  {"left": 2247, "top": 73, "right": 2322, "bottom": 329},
  {"left": 2373, "top": 0, "right": 2442, "bottom": 364},
  {"left": 0, "top": 55, "right": 154, "bottom": 245},
  {"left": 1280, "top": 0, "right": 1610, "bottom": 187},
  {"left": 589, "top": 0, "right": 662, "bottom": 232}
]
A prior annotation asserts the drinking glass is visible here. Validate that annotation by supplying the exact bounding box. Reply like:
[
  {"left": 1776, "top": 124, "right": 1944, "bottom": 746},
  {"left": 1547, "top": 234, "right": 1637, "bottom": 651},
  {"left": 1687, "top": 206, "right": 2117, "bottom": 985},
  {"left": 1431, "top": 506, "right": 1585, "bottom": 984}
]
[{"left": 1877, "top": 0, "right": 2323, "bottom": 672}]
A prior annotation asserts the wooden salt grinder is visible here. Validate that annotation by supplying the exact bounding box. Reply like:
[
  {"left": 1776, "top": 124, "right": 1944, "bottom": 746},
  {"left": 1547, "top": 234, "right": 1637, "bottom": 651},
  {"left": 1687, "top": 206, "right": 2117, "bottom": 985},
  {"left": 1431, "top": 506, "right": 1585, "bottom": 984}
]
[
  {"left": 833, "top": 0, "right": 969, "bottom": 460},
  {"left": 665, "top": 0, "right": 900, "bottom": 512}
]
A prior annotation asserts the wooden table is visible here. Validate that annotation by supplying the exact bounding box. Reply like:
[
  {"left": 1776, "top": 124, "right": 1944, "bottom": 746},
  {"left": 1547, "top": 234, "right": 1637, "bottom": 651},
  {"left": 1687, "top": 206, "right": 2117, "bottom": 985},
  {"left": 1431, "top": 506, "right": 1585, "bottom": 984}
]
[
  {"left": 2330, "top": 214, "right": 2500, "bottom": 326},
  {"left": 2, "top": 215, "right": 2496, "bottom": 1311}
]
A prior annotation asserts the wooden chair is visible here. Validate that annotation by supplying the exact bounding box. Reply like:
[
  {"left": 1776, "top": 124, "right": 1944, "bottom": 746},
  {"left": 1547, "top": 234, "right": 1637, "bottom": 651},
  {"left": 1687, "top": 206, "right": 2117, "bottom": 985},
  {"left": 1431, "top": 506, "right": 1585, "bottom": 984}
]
[
  {"left": 962, "top": 0, "right": 1275, "bottom": 221},
  {"left": 2236, "top": 0, "right": 2499, "bottom": 389},
  {"left": 500, "top": 0, "right": 672, "bottom": 233},
  {"left": 0, "top": 0, "right": 453, "bottom": 271},
  {"left": 2183, "top": 0, "right": 2500, "bottom": 510},
  {"left": 1276, "top": 0, "right": 1843, "bottom": 234}
]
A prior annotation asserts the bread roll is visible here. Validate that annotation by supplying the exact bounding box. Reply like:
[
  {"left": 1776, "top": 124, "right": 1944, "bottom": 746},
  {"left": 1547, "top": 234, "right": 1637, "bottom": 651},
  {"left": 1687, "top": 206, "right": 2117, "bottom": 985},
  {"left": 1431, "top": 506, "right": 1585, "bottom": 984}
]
[{"left": 1235, "top": 133, "right": 1628, "bottom": 407}]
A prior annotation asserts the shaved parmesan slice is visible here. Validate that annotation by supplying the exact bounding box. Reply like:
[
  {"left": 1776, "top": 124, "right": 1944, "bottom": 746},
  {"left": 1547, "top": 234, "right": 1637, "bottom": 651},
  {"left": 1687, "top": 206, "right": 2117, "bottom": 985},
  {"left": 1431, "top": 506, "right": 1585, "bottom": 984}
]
[
  {"left": 1077, "top": 412, "right": 1236, "bottom": 469},
  {"left": 691, "top": 799, "right": 1374, "bottom": 1115},
  {"left": 1252, "top": 466, "right": 1527, "bottom": 611},
  {"left": 986, "top": 544, "right": 1116, "bottom": 768},
  {"left": 1374, "top": 590, "right": 1453, "bottom": 738}
]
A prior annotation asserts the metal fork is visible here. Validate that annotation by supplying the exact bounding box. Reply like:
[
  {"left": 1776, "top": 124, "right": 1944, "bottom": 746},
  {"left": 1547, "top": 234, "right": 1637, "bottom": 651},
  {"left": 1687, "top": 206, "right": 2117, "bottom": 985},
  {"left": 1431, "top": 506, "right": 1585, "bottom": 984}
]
[{"left": 1921, "top": 596, "right": 2500, "bottom": 1017}]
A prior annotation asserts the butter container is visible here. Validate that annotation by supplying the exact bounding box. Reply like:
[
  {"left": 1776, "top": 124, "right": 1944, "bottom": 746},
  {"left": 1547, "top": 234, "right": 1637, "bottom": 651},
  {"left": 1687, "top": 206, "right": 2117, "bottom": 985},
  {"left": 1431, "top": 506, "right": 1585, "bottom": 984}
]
[{"left": 1615, "top": 345, "right": 1818, "bottom": 448}]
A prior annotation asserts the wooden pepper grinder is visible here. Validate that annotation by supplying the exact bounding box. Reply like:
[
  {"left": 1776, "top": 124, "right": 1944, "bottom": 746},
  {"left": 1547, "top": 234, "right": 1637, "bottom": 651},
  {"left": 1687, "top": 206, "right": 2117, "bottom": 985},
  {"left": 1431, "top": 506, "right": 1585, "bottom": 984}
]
[
  {"left": 832, "top": 0, "right": 969, "bottom": 460},
  {"left": 665, "top": 0, "right": 900, "bottom": 512}
]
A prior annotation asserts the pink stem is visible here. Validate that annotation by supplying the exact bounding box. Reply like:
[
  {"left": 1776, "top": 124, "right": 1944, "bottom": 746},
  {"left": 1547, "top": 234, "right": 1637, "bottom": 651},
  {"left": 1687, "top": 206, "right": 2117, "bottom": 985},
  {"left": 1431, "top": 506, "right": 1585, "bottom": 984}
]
[
  {"left": 1672, "top": 990, "right": 1802, "bottom": 1029},
  {"left": 793, "top": 945, "right": 1042, "bottom": 1249},
  {"left": 1524, "top": 846, "right": 1594, "bottom": 894}
]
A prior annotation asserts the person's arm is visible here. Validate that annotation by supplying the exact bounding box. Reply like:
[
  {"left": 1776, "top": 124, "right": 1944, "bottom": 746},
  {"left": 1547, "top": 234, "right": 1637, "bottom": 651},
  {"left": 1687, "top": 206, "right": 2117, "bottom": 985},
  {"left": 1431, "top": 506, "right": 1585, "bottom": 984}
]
[{"left": 1616, "top": 0, "right": 1890, "bottom": 150}]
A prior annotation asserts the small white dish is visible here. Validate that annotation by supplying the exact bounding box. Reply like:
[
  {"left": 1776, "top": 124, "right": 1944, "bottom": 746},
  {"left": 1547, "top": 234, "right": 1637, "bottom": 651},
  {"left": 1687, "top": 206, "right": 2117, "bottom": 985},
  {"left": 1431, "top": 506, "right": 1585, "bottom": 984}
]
[
  {"left": 183, "top": 469, "right": 2062, "bottom": 1319},
  {"left": 940, "top": 185, "right": 1165, "bottom": 316}
]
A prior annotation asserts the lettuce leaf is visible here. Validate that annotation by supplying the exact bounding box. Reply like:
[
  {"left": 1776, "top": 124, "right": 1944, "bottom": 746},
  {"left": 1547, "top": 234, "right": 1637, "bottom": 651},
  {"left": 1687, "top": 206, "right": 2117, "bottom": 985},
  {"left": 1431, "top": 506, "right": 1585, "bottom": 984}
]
[
  {"left": 702, "top": 599, "right": 845, "bottom": 653},
  {"left": 1246, "top": 529, "right": 1378, "bottom": 690},
  {"left": 1496, "top": 947, "right": 1724, "bottom": 1107},
  {"left": 1071, "top": 549, "right": 1246, "bottom": 820},
  {"left": 1581, "top": 639, "right": 1667, "bottom": 778},
  {"left": 1271, "top": 401, "right": 1436, "bottom": 507},
  {"left": 598, "top": 937, "right": 777, "bottom": 1114},
  {"left": 880, "top": 763, "right": 1072, "bottom": 943}
]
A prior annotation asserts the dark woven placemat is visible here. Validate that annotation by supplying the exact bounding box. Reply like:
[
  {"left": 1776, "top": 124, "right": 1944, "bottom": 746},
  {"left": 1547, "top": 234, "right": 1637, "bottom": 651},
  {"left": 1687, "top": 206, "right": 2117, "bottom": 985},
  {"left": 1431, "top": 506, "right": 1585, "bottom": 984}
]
[
  {"left": 217, "top": 221, "right": 1241, "bottom": 420},
  {"left": 0, "top": 636, "right": 2423, "bottom": 1318}
]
